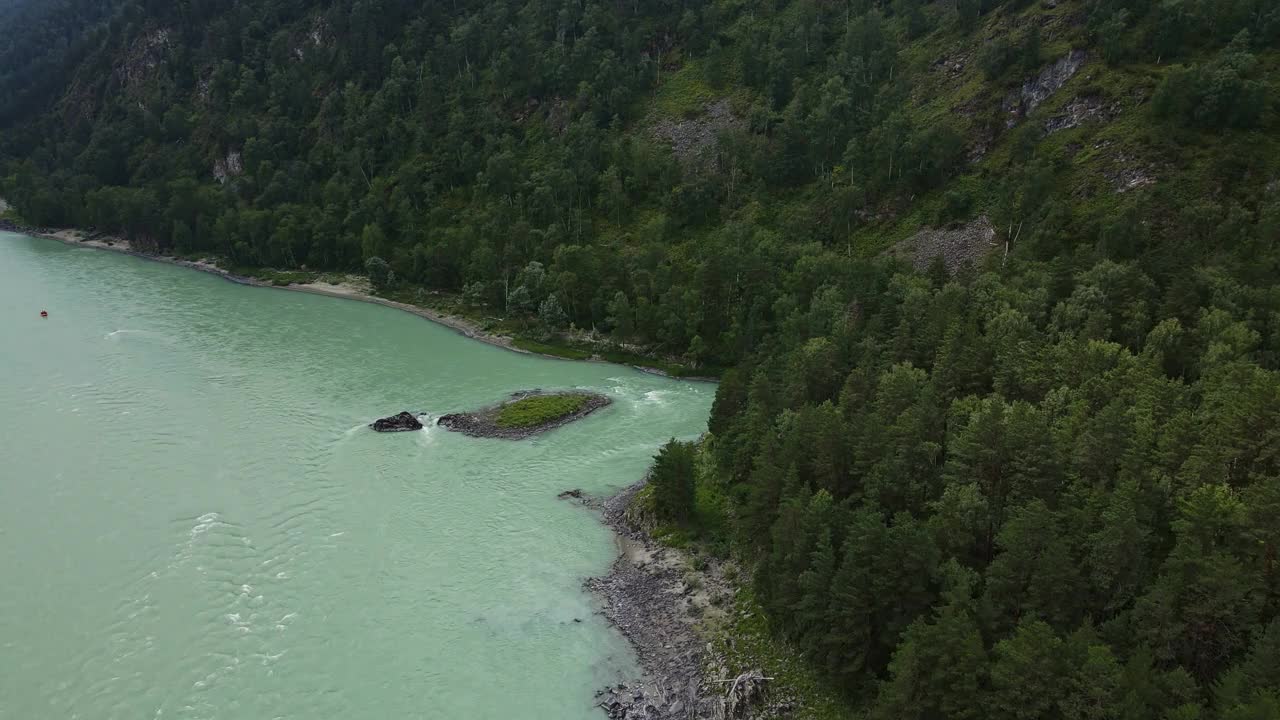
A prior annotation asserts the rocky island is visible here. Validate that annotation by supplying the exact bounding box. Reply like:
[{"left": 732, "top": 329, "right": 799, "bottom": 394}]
[
  {"left": 438, "top": 390, "right": 611, "bottom": 440},
  {"left": 370, "top": 411, "right": 424, "bottom": 432}
]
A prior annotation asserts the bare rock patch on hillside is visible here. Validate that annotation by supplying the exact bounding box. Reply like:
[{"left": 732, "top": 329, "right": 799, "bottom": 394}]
[
  {"left": 116, "top": 28, "right": 172, "bottom": 93},
  {"left": 213, "top": 150, "right": 243, "bottom": 184},
  {"left": 1107, "top": 153, "right": 1156, "bottom": 193},
  {"left": 886, "top": 216, "right": 998, "bottom": 274},
  {"left": 651, "top": 99, "right": 744, "bottom": 166},
  {"left": 1093, "top": 140, "right": 1157, "bottom": 194},
  {"left": 1003, "top": 50, "right": 1086, "bottom": 127},
  {"left": 1045, "top": 94, "right": 1121, "bottom": 133}
]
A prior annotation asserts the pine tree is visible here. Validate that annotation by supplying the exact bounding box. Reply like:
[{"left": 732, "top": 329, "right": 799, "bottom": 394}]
[
  {"left": 650, "top": 439, "right": 697, "bottom": 525},
  {"left": 873, "top": 561, "right": 986, "bottom": 720},
  {"left": 538, "top": 293, "right": 569, "bottom": 332},
  {"left": 365, "top": 256, "right": 393, "bottom": 291},
  {"left": 989, "top": 619, "right": 1068, "bottom": 720},
  {"left": 983, "top": 500, "right": 1085, "bottom": 633},
  {"left": 1061, "top": 643, "right": 1123, "bottom": 720},
  {"left": 1132, "top": 484, "right": 1261, "bottom": 681}
]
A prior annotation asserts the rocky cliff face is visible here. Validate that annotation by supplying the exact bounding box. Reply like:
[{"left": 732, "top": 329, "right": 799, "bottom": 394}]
[
  {"left": 115, "top": 28, "right": 173, "bottom": 95},
  {"left": 1003, "top": 49, "right": 1087, "bottom": 127},
  {"left": 213, "top": 150, "right": 243, "bottom": 184}
]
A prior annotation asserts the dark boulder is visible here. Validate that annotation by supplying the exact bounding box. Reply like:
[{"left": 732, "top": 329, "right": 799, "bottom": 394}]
[{"left": 371, "top": 412, "right": 423, "bottom": 432}]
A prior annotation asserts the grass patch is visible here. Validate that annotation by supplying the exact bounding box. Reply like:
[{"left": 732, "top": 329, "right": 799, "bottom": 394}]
[
  {"left": 224, "top": 266, "right": 319, "bottom": 286},
  {"left": 495, "top": 393, "right": 590, "bottom": 429},
  {"left": 649, "top": 59, "right": 718, "bottom": 119},
  {"left": 258, "top": 269, "right": 318, "bottom": 286},
  {"left": 512, "top": 336, "right": 723, "bottom": 378},
  {"left": 511, "top": 338, "right": 595, "bottom": 360}
]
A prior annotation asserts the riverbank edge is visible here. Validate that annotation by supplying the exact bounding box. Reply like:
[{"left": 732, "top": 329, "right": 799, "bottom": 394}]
[
  {"left": 580, "top": 479, "right": 802, "bottom": 720},
  {"left": 585, "top": 478, "right": 728, "bottom": 719},
  {"left": 0, "top": 219, "right": 716, "bottom": 381}
]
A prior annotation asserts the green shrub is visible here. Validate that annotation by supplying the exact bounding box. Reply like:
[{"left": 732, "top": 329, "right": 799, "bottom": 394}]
[
  {"left": 495, "top": 394, "right": 589, "bottom": 428},
  {"left": 1153, "top": 33, "right": 1267, "bottom": 130}
]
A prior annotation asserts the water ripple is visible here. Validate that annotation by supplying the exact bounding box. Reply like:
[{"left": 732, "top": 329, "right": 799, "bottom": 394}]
[{"left": 0, "top": 233, "right": 714, "bottom": 720}]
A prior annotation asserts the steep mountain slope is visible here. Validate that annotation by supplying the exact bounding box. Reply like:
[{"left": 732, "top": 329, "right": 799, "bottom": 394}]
[
  {"left": 3, "top": 1, "right": 1280, "bottom": 717},
  {"left": 0, "top": 0, "right": 1267, "bottom": 365},
  {"left": 0, "top": 0, "right": 121, "bottom": 126}
]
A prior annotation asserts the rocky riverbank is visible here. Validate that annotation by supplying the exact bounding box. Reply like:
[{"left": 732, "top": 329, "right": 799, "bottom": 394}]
[
  {"left": 438, "top": 390, "right": 611, "bottom": 440},
  {"left": 579, "top": 481, "right": 782, "bottom": 720}
]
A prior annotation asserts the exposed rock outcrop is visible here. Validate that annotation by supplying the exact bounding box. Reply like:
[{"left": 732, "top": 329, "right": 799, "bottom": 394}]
[
  {"left": 1045, "top": 94, "right": 1120, "bottom": 133},
  {"left": 651, "top": 99, "right": 745, "bottom": 166},
  {"left": 1003, "top": 50, "right": 1086, "bottom": 127},
  {"left": 1093, "top": 140, "right": 1157, "bottom": 193},
  {"left": 116, "top": 28, "right": 173, "bottom": 93},
  {"left": 1108, "top": 155, "right": 1156, "bottom": 193},
  {"left": 886, "top": 216, "right": 999, "bottom": 275},
  {"left": 213, "top": 150, "right": 244, "bottom": 184},
  {"left": 370, "top": 412, "right": 423, "bottom": 432}
]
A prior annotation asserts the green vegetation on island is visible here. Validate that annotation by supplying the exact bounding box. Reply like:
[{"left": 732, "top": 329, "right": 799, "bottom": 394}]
[
  {"left": 496, "top": 393, "right": 590, "bottom": 429},
  {"left": 439, "top": 391, "right": 611, "bottom": 439},
  {"left": 3, "top": 0, "right": 1280, "bottom": 716}
]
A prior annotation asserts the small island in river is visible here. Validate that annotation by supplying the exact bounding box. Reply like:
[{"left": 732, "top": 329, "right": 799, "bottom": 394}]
[
  {"left": 439, "top": 390, "right": 611, "bottom": 439},
  {"left": 370, "top": 411, "right": 424, "bottom": 432}
]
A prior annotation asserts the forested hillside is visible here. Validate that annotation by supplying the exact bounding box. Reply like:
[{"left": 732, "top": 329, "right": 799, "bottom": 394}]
[
  {"left": 0, "top": 0, "right": 122, "bottom": 123},
  {"left": 3, "top": 0, "right": 1280, "bottom": 717}
]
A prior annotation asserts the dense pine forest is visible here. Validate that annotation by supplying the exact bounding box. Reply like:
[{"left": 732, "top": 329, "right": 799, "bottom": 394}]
[{"left": 3, "top": 0, "right": 1280, "bottom": 717}]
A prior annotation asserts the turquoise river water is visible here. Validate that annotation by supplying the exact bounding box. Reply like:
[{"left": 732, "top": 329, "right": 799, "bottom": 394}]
[{"left": 0, "top": 232, "right": 713, "bottom": 719}]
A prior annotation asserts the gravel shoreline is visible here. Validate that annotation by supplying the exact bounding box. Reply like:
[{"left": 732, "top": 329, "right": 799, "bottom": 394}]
[
  {"left": 586, "top": 480, "right": 721, "bottom": 719},
  {"left": 578, "top": 480, "right": 779, "bottom": 720}
]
